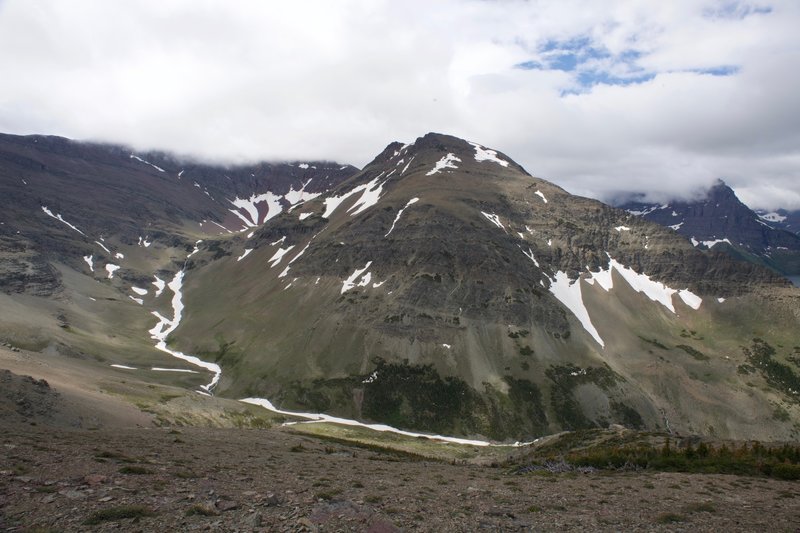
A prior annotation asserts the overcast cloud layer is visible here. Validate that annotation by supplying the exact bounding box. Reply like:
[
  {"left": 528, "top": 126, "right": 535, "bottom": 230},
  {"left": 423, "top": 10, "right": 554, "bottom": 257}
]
[{"left": 1, "top": 0, "right": 799, "bottom": 209}]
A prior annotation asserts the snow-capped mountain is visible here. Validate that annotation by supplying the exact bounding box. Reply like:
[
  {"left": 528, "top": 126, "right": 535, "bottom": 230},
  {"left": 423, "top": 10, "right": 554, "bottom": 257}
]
[
  {"left": 618, "top": 180, "right": 800, "bottom": 277},
  {"left": 1, "top": 133, "right": 799, "bottom": 442}
]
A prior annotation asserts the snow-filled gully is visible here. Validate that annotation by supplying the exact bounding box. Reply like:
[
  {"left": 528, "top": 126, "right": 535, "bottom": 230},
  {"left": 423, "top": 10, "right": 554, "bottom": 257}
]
[{"left": 146, "top": 269, "right": 531, "bottom": 447}]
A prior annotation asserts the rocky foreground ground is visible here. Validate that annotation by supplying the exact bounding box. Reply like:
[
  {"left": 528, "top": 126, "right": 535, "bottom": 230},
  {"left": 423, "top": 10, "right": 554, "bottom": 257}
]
[{"left": 2, "top": 421, "right": 799, "bottom": 532}]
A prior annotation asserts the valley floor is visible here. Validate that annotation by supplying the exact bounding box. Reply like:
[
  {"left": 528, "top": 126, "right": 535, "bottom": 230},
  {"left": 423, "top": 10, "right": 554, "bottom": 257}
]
[{"left": 2, "top": 423, "right": 799, "bottom": 532}]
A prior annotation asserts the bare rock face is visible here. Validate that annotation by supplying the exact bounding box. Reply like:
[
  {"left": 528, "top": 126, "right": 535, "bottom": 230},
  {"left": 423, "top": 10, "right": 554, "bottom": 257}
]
[
  {"left": 0, "top": 236, "right": 62, "bottom": 296},
  {"left": 0, "top": 369, "right": 60, "bottom": 424}
]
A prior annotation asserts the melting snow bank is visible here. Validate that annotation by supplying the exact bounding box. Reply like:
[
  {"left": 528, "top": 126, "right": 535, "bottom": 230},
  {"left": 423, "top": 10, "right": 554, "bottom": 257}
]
[
  {"left": 148, "top": 271, "right": 221, "bottom": 393},
  {"left": 548, "top": 257, "right": 703, "bottom": 348},
  {"left": 239, "top": 398, "right": 534, "bottom": 448}
]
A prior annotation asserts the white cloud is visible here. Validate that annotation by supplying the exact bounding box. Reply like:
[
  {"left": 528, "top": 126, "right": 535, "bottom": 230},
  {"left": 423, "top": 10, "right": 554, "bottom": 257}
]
[{"left": 0, "top": 0, "right": 798, "bottom": 209}]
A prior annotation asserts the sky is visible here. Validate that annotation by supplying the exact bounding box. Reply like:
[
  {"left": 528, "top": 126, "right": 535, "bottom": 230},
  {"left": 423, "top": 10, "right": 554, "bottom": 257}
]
[{"left": 1, "top": 0, "right": 799, "bottom": 210}]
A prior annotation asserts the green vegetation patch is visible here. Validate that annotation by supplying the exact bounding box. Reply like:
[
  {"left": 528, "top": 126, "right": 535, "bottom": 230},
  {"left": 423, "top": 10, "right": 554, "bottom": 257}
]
[
  {"left": 545, "top": 363, "right": 621, "bottom": 431},
  {"left": 520, "top": 434, "right": 800, "bottom": 480},
  {"left": 676, "top": 344, "right": 709, "bottom": 361},
  {"left": 84, "top": 505, "right": 155, "bottom": 525},
  {"left": 744, "top": 338, "right": 800, "bottom": 403}
]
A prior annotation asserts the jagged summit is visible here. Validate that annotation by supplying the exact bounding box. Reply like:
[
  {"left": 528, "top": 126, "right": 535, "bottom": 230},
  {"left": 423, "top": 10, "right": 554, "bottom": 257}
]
[{"left": 619, "top": 179, "right": 800, "bottom": 277}]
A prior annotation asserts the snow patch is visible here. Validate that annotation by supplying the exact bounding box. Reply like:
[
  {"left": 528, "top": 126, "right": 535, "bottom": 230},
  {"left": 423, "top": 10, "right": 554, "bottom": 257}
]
[
  {"left": 230, "top": 191, "right": 283, "bottom": 226},
  {"left": 239, "top": 398, "right": 533, "bottom": 447},
  {"left": 268, "top": 245, "right": 296, "bottom": 268},
  {"left": 299, "top": 212, "right": 312, "bottom": 221},
  {"left": 111, "top": 364, "right": 136, "bottom": 370},
  {"left": 385, "top": 197, "right": 419, "bottom": 237},
  {"left": 700, "top": 238, "right": 731, "bottom": 248},
  {"left": 759, "top": 212, "right": 787, "bottom": 223},
  {"left": 442, "top": 344, "right": 452, "bottom": 349},
  {"left": 115, "top": 252, "right": 124, "bottom": 259},
  {"left": 237, "top": 248, "right": 253, "bottom": 262},
  {"left": 151, "top": 367, "right": 199, "bottom": 373},
  {"left": 323, "top": 175, "right": 386, "bottom": 219},
  {"left": 521, "top": 248, "right": 539, "bottom": 267},
  {"left": 128, "top": 296, "right": 143, "bottom": 305},
  {"left": 589, "top": 257, "right": 702, "bottom": 313},
  {"left": 481, "top": 211, "right": 505, "bottom": 231},
  {"left": 468, "top": 142, "right": 509, "bottom": 167},
  {"left": 535, "top": 191, "right": 548, "bottom": 203},
  {"left": 627, "top": 206, "right": 658, "bottom": 216},
  {"left": 548, "top": 271, "right": 605, "bottom": 347},
  {"left": 131, "top": 286, "right": 148, "bottom": 296},
  {"left": 105, "top": 264, "right": 120, "bottom": 279},
  {"left": 614, "top": 226, "right": 631, "bottom": 232},
  {"left": 41, "top": 206, "right": 86, "bottom": 236},
  {"left": 148, "top": 271, "right": 221, "bottom": 392},
  {"left": 426, "top": 153, "right": 461, "bottom": 175},
  {"left": 347, "top": 177, "right": 387, "bottom": 216},
  {"left": 187, "top": 240, "right": 202, "bottom": 258},
  {"left": 152, "top": 276, "right": 166, "bottom": 297},
  {"left": 669, "top": 222, "right": 684, "bottom": 231},
  {"left": 550, "top": 257, "right": 703, "bottom": 346},
  {"left": 83, "top": 255, "right": 94, "bottom": 272},
  {"left": 400, "top": 155, "right": 416, "bottom": 175},
  {"left": 129, "top": 154, "right": 165, "bottom": 172},
  {"left": 342, "top": 261, "right": 373, "bottom": 294},
  {"left": 284, "top": 179, "right": 321, "bottom": 205},
  {"left": 678, "top": 289, "right": 703, "bottom": 310}
]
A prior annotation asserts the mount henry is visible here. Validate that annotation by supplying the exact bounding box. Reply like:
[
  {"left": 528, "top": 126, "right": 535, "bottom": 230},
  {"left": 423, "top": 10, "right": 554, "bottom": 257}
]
[{"left": 1, "top": 132, "right": 799, "bottom": 442}]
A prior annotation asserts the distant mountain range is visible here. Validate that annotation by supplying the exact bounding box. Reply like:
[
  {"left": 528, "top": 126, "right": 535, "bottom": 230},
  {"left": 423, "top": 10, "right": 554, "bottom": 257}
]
[
  {"left": 618, "top": 180, "right": 800, "bottom": 278},
  {"left": 1, "top": 132, "right": 799, "bottom": 442}
]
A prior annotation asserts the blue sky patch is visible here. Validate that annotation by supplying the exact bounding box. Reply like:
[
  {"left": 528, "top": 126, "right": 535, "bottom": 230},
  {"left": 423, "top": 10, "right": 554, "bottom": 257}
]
[{"left": 691, "top": 65, "right": 740, "bottom": 76}]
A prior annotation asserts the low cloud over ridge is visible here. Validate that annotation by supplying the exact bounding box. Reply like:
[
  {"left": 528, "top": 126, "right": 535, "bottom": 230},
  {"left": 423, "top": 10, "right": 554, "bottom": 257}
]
[{"left": 1, "top": 0, "right": 798, "bottom": 209}]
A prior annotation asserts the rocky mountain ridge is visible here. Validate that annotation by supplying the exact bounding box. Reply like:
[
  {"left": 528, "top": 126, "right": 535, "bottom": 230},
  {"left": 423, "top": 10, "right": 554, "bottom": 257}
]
[
  {"left": 1, "top": 132, "right": 798, "bottom": 443},
  {"left": 618, "top": 179, "right": 800, "bottom": 277}
]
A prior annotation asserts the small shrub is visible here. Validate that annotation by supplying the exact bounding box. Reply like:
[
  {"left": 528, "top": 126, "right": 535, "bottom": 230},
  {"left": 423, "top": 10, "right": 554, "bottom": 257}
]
[
  {"left": 684, "top": 502, "right": 715, "bottom": 513},
  {"left": 315, "top": 489, "right": 342, "bottom": 501},
  {"left": 771, "top": 463, "right": 800, "bottom": 481},
  {"left": 676, "top": 344, "right": 709, "bottom": 361},
  {"left": 119, "top": 465, "right": 151, "bottom": 475},
  {"left": 84, "top": 505, "right": 155, "bottom": 525},
  {"left": 186, "top": 504, "right": 219, "bottom": 517},
  {"left": 655, "top": 512, "right": 686, "bottom": 524}
]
